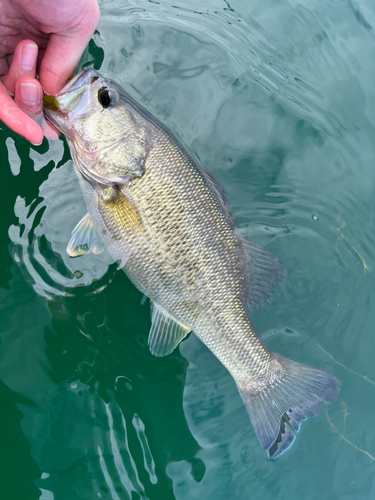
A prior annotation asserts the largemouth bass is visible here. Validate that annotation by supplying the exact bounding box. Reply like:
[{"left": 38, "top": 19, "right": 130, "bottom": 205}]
[{"left": 43, "top": 68, "right": 340, "bottom": 458}]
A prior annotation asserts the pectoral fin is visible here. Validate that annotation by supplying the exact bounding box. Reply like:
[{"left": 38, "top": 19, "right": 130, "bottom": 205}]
[
  {"left": 67, "top": 213, "right": 105, "bottom": 257},
  {"left": 148, "top": 301, "right": 191, "bottom": 357}
]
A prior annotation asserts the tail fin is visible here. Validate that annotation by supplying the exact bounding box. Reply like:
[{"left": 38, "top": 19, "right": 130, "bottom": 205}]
[{"left": 237, "top": 356, "right": 340, "bottom": 458}]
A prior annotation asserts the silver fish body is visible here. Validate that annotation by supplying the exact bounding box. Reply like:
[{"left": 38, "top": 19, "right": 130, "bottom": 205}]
[{"left": 44, "top": 68, "right": 340, "bottom": 458}]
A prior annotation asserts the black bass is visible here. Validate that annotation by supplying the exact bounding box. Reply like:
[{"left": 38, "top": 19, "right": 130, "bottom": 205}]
[{"left": 43, "top": 68, "right": 340, "bottom": 458}]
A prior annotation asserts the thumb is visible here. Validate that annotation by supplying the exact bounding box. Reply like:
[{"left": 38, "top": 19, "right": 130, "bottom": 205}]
[{"left": 39, "top": 5, "right": 100, "bottom": 95}]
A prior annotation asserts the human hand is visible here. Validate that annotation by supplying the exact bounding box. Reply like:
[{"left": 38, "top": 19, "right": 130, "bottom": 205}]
[{"left": 0, "top": 0, "right": 100, "bottom": 145}]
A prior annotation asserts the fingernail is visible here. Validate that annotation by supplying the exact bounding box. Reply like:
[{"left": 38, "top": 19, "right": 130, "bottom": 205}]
[
  {"left": 21, "top": 43, "right": 38, "bottom": 71},
  {"left": 19, "top": 82, "right": 39, "bottom": 106}
]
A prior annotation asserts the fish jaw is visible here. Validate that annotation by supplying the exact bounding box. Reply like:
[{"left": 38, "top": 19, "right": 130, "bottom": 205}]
[{"left": 43, "top": 68, "right": 99, "bottom": 137}]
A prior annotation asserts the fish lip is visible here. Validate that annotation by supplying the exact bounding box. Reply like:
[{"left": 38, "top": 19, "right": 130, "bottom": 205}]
[
  {"left": 42, "top": 106, "right": 68, "bottom": 135},
  {"left": 42, "top": 67, "right": 100, "bottom": 135},
  {"left": 43, "top": 107, "right": 79, "bottom": 143},
  {"left": 57, "top": 67, "right": 100, "bottom": 96}
]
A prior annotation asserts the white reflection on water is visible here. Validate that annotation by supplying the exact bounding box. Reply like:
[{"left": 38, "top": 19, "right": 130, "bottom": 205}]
[{"left": 9, "top": 160, "right": 114, "bottom": 299}]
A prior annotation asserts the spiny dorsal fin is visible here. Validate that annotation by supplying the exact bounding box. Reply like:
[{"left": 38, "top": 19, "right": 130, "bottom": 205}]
[
  {"left": 241, "top": 236, "right": 284, "bottom": 313},
  {"left": 66, "top": 213, "right": 105, "bottom": 257},
  {"left": 148, "top": 301, "right": 191, "bottom": 357}
]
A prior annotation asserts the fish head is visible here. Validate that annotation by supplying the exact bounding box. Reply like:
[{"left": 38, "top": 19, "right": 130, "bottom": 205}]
[{"left": 43, "top": 68, "right": 150, "bottom": 185}]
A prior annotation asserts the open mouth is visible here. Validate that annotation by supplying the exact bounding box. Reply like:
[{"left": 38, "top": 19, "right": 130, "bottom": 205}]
[
  {"left": 43, "top": 70, "right": 85, "bottom": 111},
  {"left": 43, "top": 68, "right": 100, "bottom": 115},
  {"left": 43, "top": 85, "right": 86, "bottom": 115}
]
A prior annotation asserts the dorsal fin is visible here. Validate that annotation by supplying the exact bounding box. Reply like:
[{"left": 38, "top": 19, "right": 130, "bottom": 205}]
[
  {"left": 199, "top": 167, "right": 284, "bottom": 312},
  {"left": 240, "top": 236, "right": 284, "bottom": 313},
  {"left": 198, "top": 167, "right": 235, "bottom": 228}
]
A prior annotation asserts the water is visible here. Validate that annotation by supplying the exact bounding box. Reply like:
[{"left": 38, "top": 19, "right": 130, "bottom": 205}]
[{"left": 1, "top": 0, "right": 375, "bottom": 498}]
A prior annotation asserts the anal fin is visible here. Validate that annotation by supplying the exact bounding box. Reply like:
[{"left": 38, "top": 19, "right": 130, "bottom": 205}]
[
  {"left": 148, "top": 301, "right": 191, "bottom": 357},
  {"left": 67, "top": 213, "right": 105, "bottom": 257}
]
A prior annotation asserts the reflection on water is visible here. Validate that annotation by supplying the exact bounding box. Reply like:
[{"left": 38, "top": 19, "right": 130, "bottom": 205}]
[
  {"left": 1, "top": 0, "right": 375, "bottom": 499},
  {"left": 9, "top": 159, "right": 114, "bottom": 299},
  {"left": 28, "top": 276, "right": 200, "bottom": 499}
]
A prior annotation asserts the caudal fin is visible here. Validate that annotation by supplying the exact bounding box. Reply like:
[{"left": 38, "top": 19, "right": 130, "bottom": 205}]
[{"left": 238, "top": 356, "right": 340, "bottom": 458}]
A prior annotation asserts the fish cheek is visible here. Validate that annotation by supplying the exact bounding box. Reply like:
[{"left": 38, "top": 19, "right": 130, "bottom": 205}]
[{"left": 94, "top": 107, "right": 152, "bottom": 179}]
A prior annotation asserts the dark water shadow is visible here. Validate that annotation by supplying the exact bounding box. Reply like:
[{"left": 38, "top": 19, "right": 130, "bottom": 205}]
[{"left": 39, "top": 268, "right": 203, "bottom": 499}]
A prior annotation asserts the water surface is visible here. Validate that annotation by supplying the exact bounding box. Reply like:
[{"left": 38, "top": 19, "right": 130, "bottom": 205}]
[{"left": 1, "top": 0, "right": 375, "bottom": 498}]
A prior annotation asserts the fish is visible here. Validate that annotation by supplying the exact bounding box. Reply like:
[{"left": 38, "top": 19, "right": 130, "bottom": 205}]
[{"left": 43, "top": 68, "right": 340, "bottom": 458}]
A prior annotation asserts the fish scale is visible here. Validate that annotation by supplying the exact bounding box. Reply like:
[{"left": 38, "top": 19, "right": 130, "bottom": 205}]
[{"left": 43, "top": 67, "right": 340, "bottom": 458}]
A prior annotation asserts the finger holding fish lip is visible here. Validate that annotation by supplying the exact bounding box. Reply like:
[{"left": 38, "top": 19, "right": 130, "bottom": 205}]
[
  {"left": 13, "top": 80, "right": 61, "bottom": 141},
  {"left": 0, "top": 39, "right": 62, "bottom": 143},
  {"left": 0, "top": 40, "right": 44, "bottom": 145},
  {"left": 15, "top": 76, "right": 43, "bottom": 117},
  {"left": 4, "top": 41, "right": 41, "bottom": 117},
  {"left": 0, "top": 81, "right": 44, "bottom": 145}
]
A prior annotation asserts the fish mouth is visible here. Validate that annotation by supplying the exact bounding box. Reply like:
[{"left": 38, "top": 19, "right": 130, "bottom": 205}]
[
  {"left": 42, "top": 67, "right": 101, "bottom": 132},
  {"left": 43, "top": 95, "right": 59, "bottom": 111},
  {"left": 42, "top": 101, "right": 69, "bottom": 135},
  {"left": 53, "top": 67, "right": 99, "bottom": 99}
]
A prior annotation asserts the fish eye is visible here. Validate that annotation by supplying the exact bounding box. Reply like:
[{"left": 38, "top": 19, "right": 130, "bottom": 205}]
[{"left": 98, "top": 87, "right": 118, "bottom": 108}]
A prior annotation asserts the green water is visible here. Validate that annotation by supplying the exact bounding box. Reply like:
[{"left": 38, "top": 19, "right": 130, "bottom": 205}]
[{"left": 1, "top": 0, "right": 375, "bottom": 498}]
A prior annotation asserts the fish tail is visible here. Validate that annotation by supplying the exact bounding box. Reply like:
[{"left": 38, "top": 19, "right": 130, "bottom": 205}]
[{"left": 237, "top": 355, "right": 340, "bottom": 458}]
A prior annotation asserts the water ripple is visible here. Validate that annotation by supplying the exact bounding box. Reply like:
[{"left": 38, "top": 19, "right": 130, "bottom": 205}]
[
  {"left": 9, "top": 160, "right": 114, "bottom": 299},
  {"left": 98, "top": 0, "right": 375, "bottom": 137}
]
